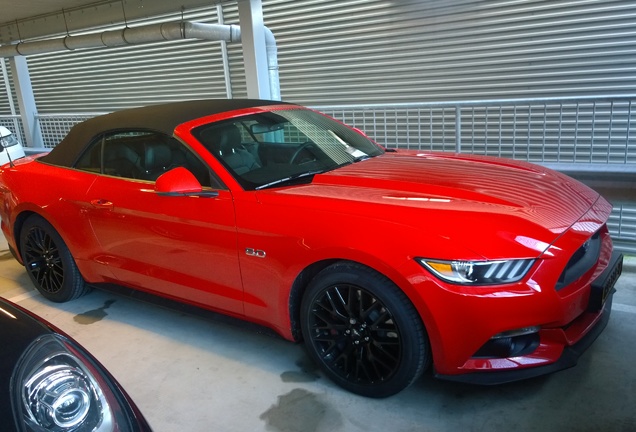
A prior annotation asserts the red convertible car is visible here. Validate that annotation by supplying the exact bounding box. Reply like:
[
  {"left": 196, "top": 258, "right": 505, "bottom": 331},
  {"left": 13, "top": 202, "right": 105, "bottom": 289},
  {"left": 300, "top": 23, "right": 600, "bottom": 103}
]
[{"left": 0, "top": 99, "right": 623, "bottom": 397}]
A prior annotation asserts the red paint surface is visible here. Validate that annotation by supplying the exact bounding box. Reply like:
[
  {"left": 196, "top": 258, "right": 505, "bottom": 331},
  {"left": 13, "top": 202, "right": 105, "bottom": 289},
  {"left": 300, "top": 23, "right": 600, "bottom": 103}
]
[{"left": 0, "top": 105, "right": 615, "bottom": 378}]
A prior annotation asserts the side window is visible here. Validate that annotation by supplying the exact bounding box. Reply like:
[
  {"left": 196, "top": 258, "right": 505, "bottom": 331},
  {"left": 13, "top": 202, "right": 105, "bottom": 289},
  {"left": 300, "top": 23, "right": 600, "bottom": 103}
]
[
  {"left": 152, "top": 136, "right": 218, "bottom": 188},
  {"left": 102, "top": 132, "right": 143, "bottom": 179},
  {"left": 75, "top": 135, "right": 103, "bottom": 174},
  {"left": 74, "top": 130, "right": 219, "bottom": 188}
]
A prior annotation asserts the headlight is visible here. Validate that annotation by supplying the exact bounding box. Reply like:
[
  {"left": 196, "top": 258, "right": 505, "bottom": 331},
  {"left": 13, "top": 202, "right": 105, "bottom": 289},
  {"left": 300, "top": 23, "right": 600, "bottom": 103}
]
[
  {"left": 417, "top": 258, "right": 535, "bottom": 285},
  {"left": 11, "top": 334, "right": 140, "bottom": 432}
]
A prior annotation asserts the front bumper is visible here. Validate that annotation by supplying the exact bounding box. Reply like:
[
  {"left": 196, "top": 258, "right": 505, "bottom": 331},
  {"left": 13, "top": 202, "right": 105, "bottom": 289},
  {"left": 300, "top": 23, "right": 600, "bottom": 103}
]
[{"left": 434, "top": 250, "right": 623, "bottom": 384}]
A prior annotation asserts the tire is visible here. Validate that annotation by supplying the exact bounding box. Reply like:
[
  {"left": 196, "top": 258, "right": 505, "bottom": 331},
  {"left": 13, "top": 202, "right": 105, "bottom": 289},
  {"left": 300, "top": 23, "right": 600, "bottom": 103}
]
[
  {"left": 20, "top": 215, "right": 89, "bottom": 302},
  {"left": 300, "top": 262, "right": 430, "bottom": 398}
]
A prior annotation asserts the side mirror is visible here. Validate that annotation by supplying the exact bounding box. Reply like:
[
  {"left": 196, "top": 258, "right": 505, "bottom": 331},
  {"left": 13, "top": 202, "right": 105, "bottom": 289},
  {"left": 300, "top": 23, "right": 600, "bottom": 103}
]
[{"left": 155, "top": 167, "right": 218, "bottom": 198}]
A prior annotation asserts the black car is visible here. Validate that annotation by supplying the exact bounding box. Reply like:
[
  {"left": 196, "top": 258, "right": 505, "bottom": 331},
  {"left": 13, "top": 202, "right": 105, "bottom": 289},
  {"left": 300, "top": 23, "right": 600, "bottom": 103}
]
[{"left": 0, "top": 296, "right": 152, "bottom": 431}]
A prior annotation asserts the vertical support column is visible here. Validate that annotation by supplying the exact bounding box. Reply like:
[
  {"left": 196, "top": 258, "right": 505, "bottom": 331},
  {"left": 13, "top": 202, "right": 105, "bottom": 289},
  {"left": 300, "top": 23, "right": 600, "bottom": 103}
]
[
  {"left": 237, "top": 0, "right": 271, "bottom": 100},
  {"left": 1, "top": 57, "right": 22, "bottom": 137},
  {"left": 10, "top": 56, "right": 42, "bottom": 148},
  {"left": 217, "top": 4, "right": 233, "bottom": 99},
  {"left": 1, "top": 58, "right": 17, "bottom": 115},
  {"left": 455, "top": 105, "right": 462, "bottom": 153}
]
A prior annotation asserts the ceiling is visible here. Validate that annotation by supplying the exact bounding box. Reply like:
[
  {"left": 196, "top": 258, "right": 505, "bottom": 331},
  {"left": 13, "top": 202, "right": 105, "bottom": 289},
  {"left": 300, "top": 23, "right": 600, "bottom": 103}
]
[
  {"left": 0, "top": 0, "right": 233, "bottom": 44},
  {"left": 0, "top": 1, "right": 106, "bottom": 24}
]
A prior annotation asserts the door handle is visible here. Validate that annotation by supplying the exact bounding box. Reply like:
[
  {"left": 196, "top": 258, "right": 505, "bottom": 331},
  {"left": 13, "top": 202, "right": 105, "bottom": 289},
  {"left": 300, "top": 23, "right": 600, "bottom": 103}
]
[{"left": 90, "top": 199, "right": 114, "bottom": 209}]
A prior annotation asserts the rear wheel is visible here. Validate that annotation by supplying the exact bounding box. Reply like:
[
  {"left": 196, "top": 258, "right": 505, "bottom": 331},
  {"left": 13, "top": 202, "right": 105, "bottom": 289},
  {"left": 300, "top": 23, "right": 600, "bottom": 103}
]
[
  {"left": 20, "top": 215, "right": 89, "bottom": 302},
  {"left": 300, "top": 262, "right": 429, "bottom": 398}
]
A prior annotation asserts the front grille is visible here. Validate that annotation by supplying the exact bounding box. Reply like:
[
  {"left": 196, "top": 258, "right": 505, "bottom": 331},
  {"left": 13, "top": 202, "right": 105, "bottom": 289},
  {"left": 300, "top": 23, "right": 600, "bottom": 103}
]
[{"left": 555, "top": 229, "right": 602, "bottom": 291}]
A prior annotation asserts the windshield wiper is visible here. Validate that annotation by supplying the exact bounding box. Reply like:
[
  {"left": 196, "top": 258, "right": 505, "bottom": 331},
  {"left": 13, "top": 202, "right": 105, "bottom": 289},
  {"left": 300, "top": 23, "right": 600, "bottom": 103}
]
[
  {"left": 337, "top": 154, "right": 372, "bottom": 170},
  {"left": 353, "top": 154, "right": 371, "bottom": 162},
  {"left": 255, "top": 169, "right": 326, "bottom": 190}
]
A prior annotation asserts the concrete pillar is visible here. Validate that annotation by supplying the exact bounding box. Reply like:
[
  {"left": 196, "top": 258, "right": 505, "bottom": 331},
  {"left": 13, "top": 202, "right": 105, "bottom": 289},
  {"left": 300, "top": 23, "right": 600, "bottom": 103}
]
[
  {"left": 10, "top": 56, "right": 42, "bottom": 148},
  {"left": 237, "top": 0, "right": 271, "bottom": 100}
]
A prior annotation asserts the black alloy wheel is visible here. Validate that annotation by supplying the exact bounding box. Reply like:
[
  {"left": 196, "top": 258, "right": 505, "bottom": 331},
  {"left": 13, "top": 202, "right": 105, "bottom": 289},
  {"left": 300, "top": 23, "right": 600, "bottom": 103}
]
[
  {"left": 301, "top": 262, "right": 429, "bottom": 398},
  {"left": 20, "top": 215, "right": 88, "bottom": 302}
]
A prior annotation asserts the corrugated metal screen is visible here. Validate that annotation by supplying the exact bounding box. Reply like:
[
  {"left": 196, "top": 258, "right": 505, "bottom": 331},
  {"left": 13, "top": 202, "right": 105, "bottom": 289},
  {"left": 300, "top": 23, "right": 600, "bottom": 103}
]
[
  {"left": 3, "top": 0, "right": 636, "bottom": 111},
  {"left": 0, "top": 58, "right": 13, "bottom": 114},
  {"left": 24, "top": 8, "right": 228, "bottom": 112},
  {"left": 261, "top": 0, "right": 636, "bottom": 104}
]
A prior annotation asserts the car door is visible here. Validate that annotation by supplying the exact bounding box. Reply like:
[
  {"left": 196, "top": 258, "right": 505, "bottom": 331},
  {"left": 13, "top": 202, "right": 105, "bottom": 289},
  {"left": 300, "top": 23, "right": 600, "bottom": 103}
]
[{"left": 79, "top": 130, "right": 244, "bottom": 315}]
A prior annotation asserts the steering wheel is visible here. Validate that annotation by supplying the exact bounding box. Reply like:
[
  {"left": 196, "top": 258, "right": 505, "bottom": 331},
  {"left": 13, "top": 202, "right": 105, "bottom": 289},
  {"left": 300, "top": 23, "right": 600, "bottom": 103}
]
[{"left": 290, "top": 142, "right": 316, "bottom": 165}]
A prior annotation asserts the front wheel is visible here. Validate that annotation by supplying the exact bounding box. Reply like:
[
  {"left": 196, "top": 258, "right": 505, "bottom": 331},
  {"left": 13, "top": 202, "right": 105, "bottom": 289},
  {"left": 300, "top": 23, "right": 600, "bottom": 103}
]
[
  {"left": 20, "top": 215, "right": 89, "bottom": 302},
  {"left": 300, "top": 262, "right": 430, "bottom": 398}
]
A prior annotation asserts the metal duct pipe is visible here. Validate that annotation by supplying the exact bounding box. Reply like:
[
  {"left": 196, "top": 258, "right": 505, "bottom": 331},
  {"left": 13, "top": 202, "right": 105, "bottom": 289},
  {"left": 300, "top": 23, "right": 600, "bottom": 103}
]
[
  {"left": 0, "top": 21, "right": 280, "bottom": 100},
  {"left": 185, "top": 22, "right": 279, "bottom": 100},
  {"left": 263, "top": 28, "right": 280, "bottom": 102}
]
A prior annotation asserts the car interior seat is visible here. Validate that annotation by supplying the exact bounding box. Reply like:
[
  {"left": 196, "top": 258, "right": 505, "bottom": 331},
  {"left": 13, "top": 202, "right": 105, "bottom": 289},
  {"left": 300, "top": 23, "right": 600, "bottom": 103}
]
[
  {"left": 141, "top": 141, "right": 172, "bottom": 180},
  {"left": 201, "top": 124, "right": 261, "bottom": 175},
  {"left": 103, "top": 142, "right": 142, "bottom": 178}
]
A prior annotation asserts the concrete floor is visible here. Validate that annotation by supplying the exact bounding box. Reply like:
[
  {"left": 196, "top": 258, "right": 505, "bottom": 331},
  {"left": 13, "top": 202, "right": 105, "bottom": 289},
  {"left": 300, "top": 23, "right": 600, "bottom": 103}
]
[{"left": 1, "top": 239, "right": 635, "bottom": 432}]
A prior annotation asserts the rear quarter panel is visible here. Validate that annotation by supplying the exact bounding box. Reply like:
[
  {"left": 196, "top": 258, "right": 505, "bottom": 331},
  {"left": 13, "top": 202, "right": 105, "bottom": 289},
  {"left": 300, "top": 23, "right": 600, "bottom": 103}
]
[{"left": 0, "top": 159, "right": 106, "bottom": 281}]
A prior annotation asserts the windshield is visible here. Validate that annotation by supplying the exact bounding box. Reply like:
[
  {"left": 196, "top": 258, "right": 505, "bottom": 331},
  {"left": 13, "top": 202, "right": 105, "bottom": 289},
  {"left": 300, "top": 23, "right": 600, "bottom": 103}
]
[{"left": 192, "top": 108, "right": 383, "bottom": 190}]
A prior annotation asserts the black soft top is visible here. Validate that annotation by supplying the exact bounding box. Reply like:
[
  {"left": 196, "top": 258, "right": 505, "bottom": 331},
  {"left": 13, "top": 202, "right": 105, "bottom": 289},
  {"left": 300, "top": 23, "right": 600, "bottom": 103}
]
[{"left": 40, "top": 99, "right": 292, "bottom": 167}]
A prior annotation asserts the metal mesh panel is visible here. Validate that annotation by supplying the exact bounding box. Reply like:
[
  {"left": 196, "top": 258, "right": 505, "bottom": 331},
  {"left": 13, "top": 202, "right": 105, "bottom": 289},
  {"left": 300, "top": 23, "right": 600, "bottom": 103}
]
[
  {"left": 608, "top": 204, "right": 636, "bottom": 254},
  {"left": 315, "top": 98, "right": 636, "bottom": 165},
  {"left": 316, "top": 106, "right": 458, "bottom": 152},
  {"left": 460, "top": 101, "right": 636, "bottom": 163},
  {"left": 37, "top": 114, "right": 105, "bottom": 148},
  {"left": 0, "top": 115, "right": 26, "bottom": 144}
]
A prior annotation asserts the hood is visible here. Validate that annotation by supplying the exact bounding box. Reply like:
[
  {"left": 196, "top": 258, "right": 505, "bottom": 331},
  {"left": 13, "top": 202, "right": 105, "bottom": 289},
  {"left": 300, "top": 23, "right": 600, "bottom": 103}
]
[{"left": 268, "top": 151, "right": 609, "bottom": 259}]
